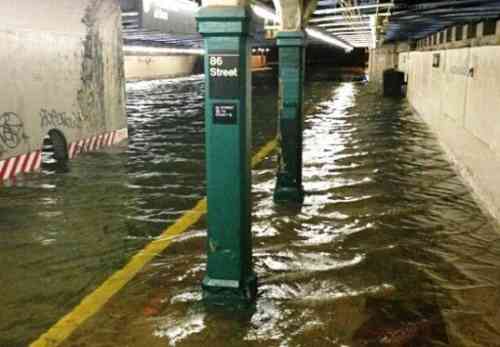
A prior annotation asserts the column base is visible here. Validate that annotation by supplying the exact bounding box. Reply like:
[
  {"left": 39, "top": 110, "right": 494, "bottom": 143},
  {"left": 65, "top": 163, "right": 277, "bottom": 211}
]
[
  {"left": 274, "top": 175, "right": 305, "bottom": 203},
  {"left": 202, "top": 273, "right": 257, "bottom": 308}
]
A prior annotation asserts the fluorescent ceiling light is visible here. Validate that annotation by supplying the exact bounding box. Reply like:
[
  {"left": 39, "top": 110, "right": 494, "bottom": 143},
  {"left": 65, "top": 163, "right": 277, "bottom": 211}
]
[
  {"left": 310, "top": 12, "right": 390, "bottom": 23},
  {"left": 326, "top": 27, "right": 371, "bottom": 32},
  {"left": 310, "top": 15, "right": 368, "bottom": 23},
  {"left": 251, "top": 4, "right": 280, "bottom": 22},
  {"left": 144, "top": 0, "right": 199, "bottom": 13},
  {"left": 124, "top": 45, "right": 205, "bottom": 55},
  {"left": 317, "top": 21, "right": 371, "bottom": 27},
  {"left": 337, "top": 36, "right": 372, "bottom": 38},
  {"left": 329, "top": 31, "right": 372, "bottom": 35},
  {"left": 305, "top": 28, "right": 353, "bottom": 52},
  {"left": 314, "top": 3, "right": 394, "bottom": 15},
  {"left": 251, "top": 4, "right": 354, "bottom": 52},
  {"left": 337, "top": 36, "right": 372, "bottom": 39}
]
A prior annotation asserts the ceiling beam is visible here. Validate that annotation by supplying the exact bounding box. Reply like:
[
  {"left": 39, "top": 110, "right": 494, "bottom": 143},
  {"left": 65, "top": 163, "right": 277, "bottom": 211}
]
[{"left": 314, "top": 3, "right": 393, "bottom": 15}]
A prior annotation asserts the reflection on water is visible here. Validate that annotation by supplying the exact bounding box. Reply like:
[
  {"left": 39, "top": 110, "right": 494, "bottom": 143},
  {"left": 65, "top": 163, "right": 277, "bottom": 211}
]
[{"left": 1, "top": 72, "right": 500, "bottom": 347}]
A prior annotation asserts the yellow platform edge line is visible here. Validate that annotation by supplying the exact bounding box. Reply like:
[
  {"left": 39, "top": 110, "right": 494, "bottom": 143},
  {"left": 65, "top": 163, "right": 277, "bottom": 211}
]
[{"left": 30, "top": 137, "right": 279, "bottom": 347}]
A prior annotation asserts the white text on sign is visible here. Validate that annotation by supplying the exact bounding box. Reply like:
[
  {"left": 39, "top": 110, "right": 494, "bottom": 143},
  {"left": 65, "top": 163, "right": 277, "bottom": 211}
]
[{"left": 209, "top": 56, "right": 239, "bottom": 78}]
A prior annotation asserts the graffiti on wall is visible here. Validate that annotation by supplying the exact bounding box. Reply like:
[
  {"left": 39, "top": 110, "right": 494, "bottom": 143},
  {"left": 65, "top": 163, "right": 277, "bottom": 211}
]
[
  {"left": 0, "top": 112, "right": 27, "bottom": 154},
  {"left": 40, "top": 109, "right": 88, "bottom": 130}
]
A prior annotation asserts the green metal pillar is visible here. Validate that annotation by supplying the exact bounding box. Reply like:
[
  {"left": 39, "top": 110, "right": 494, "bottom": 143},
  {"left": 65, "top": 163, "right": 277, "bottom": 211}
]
[
  {"left": 274, "top": 31, "right": 306, "bottom": 203},
  {"left": 197, "top": 6, "right": 256, "bottom": 307}
]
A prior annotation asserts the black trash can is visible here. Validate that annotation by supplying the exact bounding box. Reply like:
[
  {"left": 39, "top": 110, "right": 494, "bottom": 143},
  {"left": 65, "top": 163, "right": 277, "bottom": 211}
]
[{"left": 383, "top": 69, "right": 405, "bottom": 97}]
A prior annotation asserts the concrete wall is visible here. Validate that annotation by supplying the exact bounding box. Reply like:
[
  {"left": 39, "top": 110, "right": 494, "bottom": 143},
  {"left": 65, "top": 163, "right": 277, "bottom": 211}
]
[
  {"left": 398, "top": 51, "right": 410, "bottom": 81},
  {"left": 406, "top": 45, "right": 500, "bottom": 219},
  {"left": 368, "top": 44, "right": 397, "bottom": 83},
  {"left": 368, "top": 43, "right": 410, "bottom": 83},
  {"left": 415, "top": 21, "right": 500, "bottom": 51},
  {"left": 0, "top": 0, "right": 126, "bottom": 161},
  {"left": 124, "top": 54, "right": 199, "bottom": 80}
]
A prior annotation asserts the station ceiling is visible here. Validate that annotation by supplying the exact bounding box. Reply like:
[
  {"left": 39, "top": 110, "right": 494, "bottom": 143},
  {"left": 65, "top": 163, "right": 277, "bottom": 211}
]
[
  {"left": 120, "top": 0, "right": 500, "bottom": 51},
  {"left": 309, "top": 0, "right": 500, "bottom": 47},
  {"left": 385, "top": 0, "right": 500, "bottom": 41},
  {"left": 121, "top": 1, "right": 269, "bottom": 51}
]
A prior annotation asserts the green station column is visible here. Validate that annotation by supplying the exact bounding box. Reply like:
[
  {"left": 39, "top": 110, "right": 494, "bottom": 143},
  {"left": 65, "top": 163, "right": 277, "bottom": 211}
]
[
  {"left": 274, "top": 31, "right": 306, "bottom": 203},
  {"left": 197, "top": 6, "right": 256, "bottom": 307}
]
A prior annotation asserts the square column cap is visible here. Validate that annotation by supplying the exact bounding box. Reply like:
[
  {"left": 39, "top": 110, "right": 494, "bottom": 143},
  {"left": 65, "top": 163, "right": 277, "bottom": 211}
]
[{"left": 277, "top": 31, "right": 306, "bottom": 47}]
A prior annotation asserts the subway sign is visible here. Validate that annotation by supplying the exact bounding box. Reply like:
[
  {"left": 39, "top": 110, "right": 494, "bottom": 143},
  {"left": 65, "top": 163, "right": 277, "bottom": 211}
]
[
  {"left": 208, "top": 53, "right": 240, "bottom": 99},
  {"left": 142, "top": 0, "right": 198, "bottom": 35},
  {"left": 213, "top": 103, "right": 238, "bottom": 124}
]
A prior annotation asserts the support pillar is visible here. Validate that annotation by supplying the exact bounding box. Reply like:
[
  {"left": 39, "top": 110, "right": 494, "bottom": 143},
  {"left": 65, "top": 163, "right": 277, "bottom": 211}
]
[
  {"left": 197, "top": 6, "right": 256, "bottom": 307},
  {"left": 274, "top": 31, "right": 306, "bottom": 203}
]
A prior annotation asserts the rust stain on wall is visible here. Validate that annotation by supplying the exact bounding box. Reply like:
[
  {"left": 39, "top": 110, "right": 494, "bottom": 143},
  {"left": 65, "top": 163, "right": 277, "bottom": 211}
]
[{"left": 78, "top": 0, "right": 106, "bottom": 132}]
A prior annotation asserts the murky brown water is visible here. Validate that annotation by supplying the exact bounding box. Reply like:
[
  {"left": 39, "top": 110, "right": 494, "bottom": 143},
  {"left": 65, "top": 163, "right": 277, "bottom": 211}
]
[{"left": 1, "top": 71, "right": 500, "bottom": 347}]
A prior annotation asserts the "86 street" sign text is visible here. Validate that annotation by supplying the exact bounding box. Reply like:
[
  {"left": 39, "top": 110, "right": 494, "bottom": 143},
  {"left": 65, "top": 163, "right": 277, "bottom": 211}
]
[{"left": 208, "top": 53, "right": 240, "bottom": 99}]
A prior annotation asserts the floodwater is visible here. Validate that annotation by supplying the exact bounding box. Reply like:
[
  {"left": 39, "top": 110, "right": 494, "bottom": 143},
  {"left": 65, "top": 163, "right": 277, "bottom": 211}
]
[{"left": 1, "top": 71, "right": 500, "bottom": 347}]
